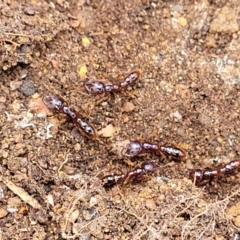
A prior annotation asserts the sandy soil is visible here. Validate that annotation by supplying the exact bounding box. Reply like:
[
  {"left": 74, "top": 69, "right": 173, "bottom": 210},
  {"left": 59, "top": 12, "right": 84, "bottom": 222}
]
[{"left": 1, "top": 0, "right": 240, "bottom": 239}]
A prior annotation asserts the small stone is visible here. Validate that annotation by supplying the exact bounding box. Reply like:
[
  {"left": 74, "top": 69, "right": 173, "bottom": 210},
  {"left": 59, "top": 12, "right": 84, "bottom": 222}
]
[
  {"left": 46, "top": 194, "right": 54, "bottom": 206},
  {"left": 145, "top": 199, "right": 157, "bottom": 210},
  {"left": 12, "top": 99, "right": 21, "bottom": 112},
  {"left": 69, "top": 209, "right": 79, "bottom": 223},
  {"left": 20, "top": 69, "right": 28, "bottom": 79},
  {"left": 10, "top": 81, "right": 22, "bottom": 90},
  {"left": 0, "top": 96, "right": 6, "bottom": 103},
  {"left": 0, "top": 208, "right": 8, "bottom": 218},
  {"left": 74, "top": 143, "right": 81, "bottom": 151},
  {"left": 2, "top": 151, "right": 8, "bottom": 158},
  {"left": 99, "top": 124, "right": 115, "bottom": 137},
  {"left": 51, "top": 59, "right": 59, "bottom": 68},
  {"left": 18, "top": 81, "right": 37, "bottom": 97},
  {"left": 89, "top": 197, "right": 98, "bottom": 207},
  {"left": 82, "top": 209, "right": 92, "bottom": 221},
  {"left": 122, "top": 102, "right": 135, "bottom": 112},
  {"left": 142, "top": 24, "right": 150, "bottom": 30},
  {"left": 2, "top": 143, "right": 8, "bottom": 149},
  {"left": 205, "top": 35, "right": 216, "bottom": 48},
  {"left": 170, "top": 110, "right": 182, "bottom": 120},
  {"left": 24, "top": 6, "right": 35, "bottom": 16},
  {"left": 233, "top": 33, "right": 238, "bottom": 39},
  {"left": 186, "top": 159, "right": 194, "bottom": 169},
  {"left": 7, "top": 196, "right": 21, "bottom": 208},
  {"left": 70, "top": 20, "right": 80, "bottom": 28},
  {"left": 123, "top": 115, "right": 129, "bottom": 123},
  {"left": 199, "top": 114, "right": 211, "bottom": 125},
  {"left": 158, "top": 194, "right": 165, "bottom": 201}
]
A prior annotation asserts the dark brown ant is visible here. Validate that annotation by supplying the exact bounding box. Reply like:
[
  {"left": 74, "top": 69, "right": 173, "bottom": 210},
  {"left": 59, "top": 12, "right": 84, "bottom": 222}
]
[
  {"left": 102, "top": 160, "right": 157, "bottom": 189},
  {"left": 121, "top": 141, "right": 186, "bottom": 160},
  {"left": 84, "top": 70, "right": 140, "bottom": 95},
  {"left": 189, "top": 159, "right": 240, "bottom": 185},
  {"left": 42, "top": 95, "right": 97, "bottom": 139}
]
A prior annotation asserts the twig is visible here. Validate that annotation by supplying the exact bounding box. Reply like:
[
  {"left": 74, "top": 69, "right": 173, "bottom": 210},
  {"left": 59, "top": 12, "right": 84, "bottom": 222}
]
[{"left": 1, "top": 176, "right": 42, "bottom": 209}]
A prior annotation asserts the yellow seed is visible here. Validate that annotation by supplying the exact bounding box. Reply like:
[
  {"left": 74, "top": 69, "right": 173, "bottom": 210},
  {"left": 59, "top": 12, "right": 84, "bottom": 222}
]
[
  {"left": 82, "top": 37, "right": 91, "bottom": 48},
  {"left": 78, "top": 65, "right": 87, "bottom": 78}
]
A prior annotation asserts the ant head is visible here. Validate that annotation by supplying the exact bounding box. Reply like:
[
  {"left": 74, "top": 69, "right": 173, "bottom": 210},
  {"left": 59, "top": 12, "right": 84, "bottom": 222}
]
[
  {"left": 121, "top": 141, "right": 142, "bottom": 157},
  {"left": 84, "top": 80, "right": 105, "bottom": 94},
  {"left": 42, "top": 95, "right": 63, "bottom": 110}
]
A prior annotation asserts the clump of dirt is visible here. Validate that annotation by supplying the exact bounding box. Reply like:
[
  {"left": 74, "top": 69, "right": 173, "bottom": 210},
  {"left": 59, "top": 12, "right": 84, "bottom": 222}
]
[{"left": 1, "top": 0, "right": 240, "bottom": 239}]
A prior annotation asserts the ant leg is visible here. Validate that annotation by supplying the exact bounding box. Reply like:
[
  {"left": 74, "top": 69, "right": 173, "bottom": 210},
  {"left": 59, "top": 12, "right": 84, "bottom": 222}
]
[
  {"left": 123, "top": 158, "right": 134, "bottom": 167},
  {"left": 208, "top": 177, "right": 214, "bottom": 186},
  {"left": 94, "top": 94, "right": 110, "bottom": 106}
]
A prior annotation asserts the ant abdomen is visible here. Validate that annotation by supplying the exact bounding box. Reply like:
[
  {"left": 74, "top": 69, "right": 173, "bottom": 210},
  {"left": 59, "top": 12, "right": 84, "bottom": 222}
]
[
  {"left": 159, "top": 145, "right": 186, "bottom": 160},
  {"left": 102, "top": 174, "right": 125, "bottom": 189},
  {"left": 219, "top": 160, "right": 240, "bottom": 175}
]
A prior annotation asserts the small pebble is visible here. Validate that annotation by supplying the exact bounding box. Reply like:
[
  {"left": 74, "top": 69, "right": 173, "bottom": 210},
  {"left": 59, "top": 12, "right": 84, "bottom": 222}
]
[
  {"left": 170, "top": 110, "right": 182, "bottom": 120},
  {"left": 70, "top": 20, "right": 80, "bottom": 28},
  {"left": 20, "top": 69, "right": 28, "bottom": 79},
  {"left": 10, "top": 81, "right": 22, "bottom": 90},
  {"left": 145, "top": 199, "right": 157, "bottom": 210},
  {"left": 89, "top": 197, "right": 98, "bottom": 208},
  {"left": 82, "top": 209, "right": 92, "bottom": 221},
  {"left": 123, "top": 102, "right": 135, "bottom": 112},
  {"left": 69, "top": 209, "right": 80, "bottom": 223},
  {"left": 24, "top": 6, "right": 35, "bottom": 16},
  {"left": 7, "top": 197, "right": 21, "bottom": 209},
  {"left": 0, "top": 208, "right": 8, "bottom": 218},
  {"left": 46, "top": 194, "right": 54, "bottom": 206},
  {"left": 18, "top": 81, "right": 37, "bottom": 96},
  {"left": 99, "top": 124, "right": 115, "bottom": 137}
]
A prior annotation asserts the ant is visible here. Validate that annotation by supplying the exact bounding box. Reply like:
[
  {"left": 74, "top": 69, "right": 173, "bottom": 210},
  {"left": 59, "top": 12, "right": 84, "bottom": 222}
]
[
  {"left": 102, "top": 160, "right": 157, "bottom": 189},
  {"left": 84, "top": 70, "right": 140, "bottom": 95},
  {"left": 188, "top": 159, "right": 240, "bottom": 185},
  {"left": 42, "top": 95, "right": 97, "bottom": 139},
  {"left": 121, "top": 141, "right": 186, "bottom": 160}
]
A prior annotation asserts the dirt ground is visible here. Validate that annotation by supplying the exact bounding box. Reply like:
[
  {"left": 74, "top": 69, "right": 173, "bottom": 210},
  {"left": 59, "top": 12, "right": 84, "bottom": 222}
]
[{"left": 1, "top": 0, "right": 240, "bottom": 239}]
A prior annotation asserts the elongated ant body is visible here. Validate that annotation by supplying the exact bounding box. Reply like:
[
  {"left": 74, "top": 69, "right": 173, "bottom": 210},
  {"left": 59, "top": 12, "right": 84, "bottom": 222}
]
[
  {"left": 84, "top": 70, "right": 140, "bottom": 95},
  {"left": 42, "top": 95, "right": 97, "bottom": 139},
  {"left": 121, "top": 141, "right": 185, "bottom": 160},
  {"left": 189, "top": 159, "right": 240, "bottom": 185},
  {"left": 102, "top": 160, "right": 157, "bottom": 189}
]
